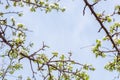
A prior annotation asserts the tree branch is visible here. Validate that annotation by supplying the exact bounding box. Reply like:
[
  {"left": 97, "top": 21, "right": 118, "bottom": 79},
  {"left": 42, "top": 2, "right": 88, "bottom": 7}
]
[{"left": 83, "top": 0, "right": 120, "bottom": 55}]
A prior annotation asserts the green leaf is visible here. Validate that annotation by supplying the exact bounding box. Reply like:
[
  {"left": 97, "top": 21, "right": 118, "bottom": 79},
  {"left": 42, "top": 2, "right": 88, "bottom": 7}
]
[
  {"left": 13, "top": 2, "right": 17, "bottom": 7},
  {"left": 61, "top": 8, "right": 66, "bottom": 12},
  {"left": 27, "top": 77, "right": 31, "bottom": 80},
  {"left": 11, "top": 18, "right": 15, "bottom": 26},
  {"left": 9, "top": 70, "right": 14, "bottom": 74},
  {"left": 117, "top": 39, "right": 120, "bottom": 44},
  {"left": 52, "top": 52, "right": 58, "bottom": 57},
  {"left": 93, "top": 0, "right": 99, "bottom": 3},
  {"left": 106, "top": 16, "right": 112, "bottom": 22},
  {"left": 39, "top": 1, "right": 44, "bottom": 5},
  {"left": 17, "top": 23, "right": 24, "bottom": 28},
  {"left": 5, "top": 5, "right": 9, "bottom": 9},
  {"left": 13, "top": 63, "right": 23, "bottom": 70},
  {"left": 83, "top": 64, "right": 89, "bottom": 70},
  {"left": 45, "top": 7, "right": 52, "bottom": 13},
  {"left": 60, "top": 54, "right": 65, "bottom": 60},
  {"left": 90, "top": 67, "right": 96, "bottom": 71},
  {"left": 18, "top": 13, "right": 23, "bottom": 17},
  {"left": 0, "top": 12, "right": 3, "bottom": 16},
  {"left": 115, "top": 5, "right": 120, "bottom": 10},
  {"left": 30, "top": 7, "right": 36, "bottom": 12},
  {"left": 29, "top": 43, "right": 34, "bottom": 47},
  {"left": 18, "top": 75, "right": 22, "bottom": 80}
]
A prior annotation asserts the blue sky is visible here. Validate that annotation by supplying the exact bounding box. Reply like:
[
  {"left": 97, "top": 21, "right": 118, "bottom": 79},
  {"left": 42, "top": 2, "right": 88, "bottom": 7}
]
[
  {"left": 18, "top": 0, "right": 117, "bottom": 79},
  {"left": 1, "top": 0, "right": 120, "bottom": 80}
]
